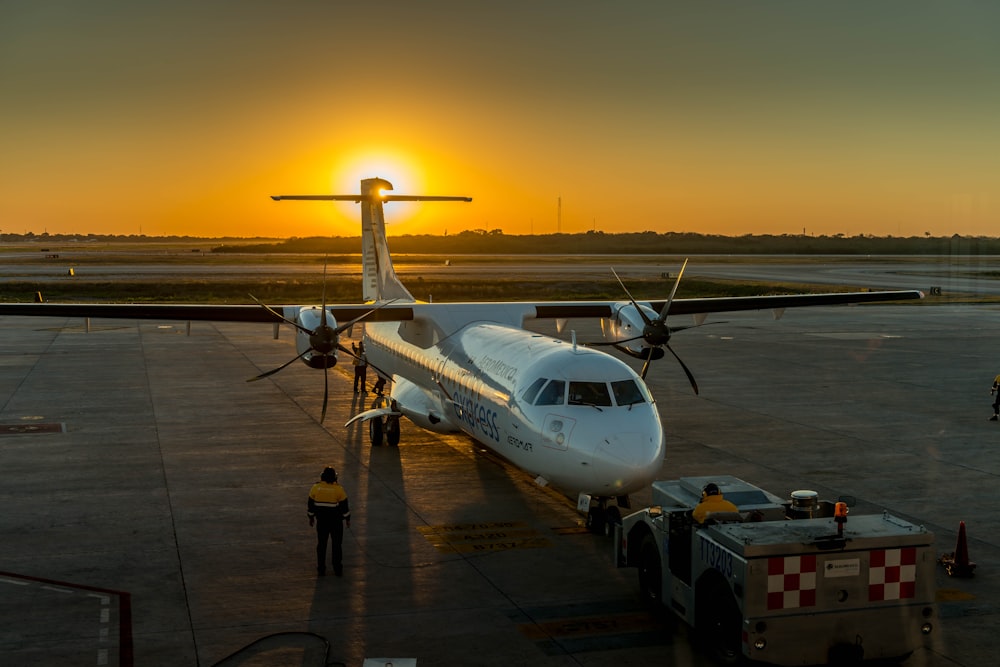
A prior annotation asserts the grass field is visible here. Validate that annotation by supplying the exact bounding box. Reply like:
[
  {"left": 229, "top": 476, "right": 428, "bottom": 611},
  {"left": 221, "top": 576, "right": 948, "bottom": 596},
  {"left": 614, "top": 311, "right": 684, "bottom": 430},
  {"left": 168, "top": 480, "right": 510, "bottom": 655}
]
[{"left": 0, "top": 242, "right": 985, "bottom": 304}]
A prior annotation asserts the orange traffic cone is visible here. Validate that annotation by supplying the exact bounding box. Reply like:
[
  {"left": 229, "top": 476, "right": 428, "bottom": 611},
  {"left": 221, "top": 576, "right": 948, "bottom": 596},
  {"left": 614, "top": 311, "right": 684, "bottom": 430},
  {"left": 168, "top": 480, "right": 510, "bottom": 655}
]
[{"left": 939, "top": 521, "right": 976, "bottom": 577}]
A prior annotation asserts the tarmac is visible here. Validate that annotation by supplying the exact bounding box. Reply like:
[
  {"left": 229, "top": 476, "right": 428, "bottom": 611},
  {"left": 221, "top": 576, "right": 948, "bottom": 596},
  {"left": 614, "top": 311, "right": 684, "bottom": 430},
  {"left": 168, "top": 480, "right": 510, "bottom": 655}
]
[{"left": 1, "top": 298, "right": 998, "bottom": 666}]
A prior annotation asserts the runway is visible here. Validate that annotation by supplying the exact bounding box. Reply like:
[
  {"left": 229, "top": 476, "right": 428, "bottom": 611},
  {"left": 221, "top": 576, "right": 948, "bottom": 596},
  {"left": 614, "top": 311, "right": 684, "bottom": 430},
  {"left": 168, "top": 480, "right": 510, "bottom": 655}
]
[
  {"left": 1, "top": 262, "right": 999, "bottom": 665},
  {"left": 5, "top": 252, "right": 1000, "bottom": 298}
]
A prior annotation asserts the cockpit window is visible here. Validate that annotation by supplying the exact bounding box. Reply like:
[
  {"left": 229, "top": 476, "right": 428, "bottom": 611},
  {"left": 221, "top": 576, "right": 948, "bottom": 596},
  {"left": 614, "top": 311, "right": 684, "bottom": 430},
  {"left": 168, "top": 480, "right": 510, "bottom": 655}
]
[
  {"left": 521, "top": 377, "right": 547, "bottom": 404},
  {"left": 568, "top": 381, "right": 612, "bottom": 407},
  {"left": 535, "top": 379, "right": 566, "bottom": 405},
  {"left": 611, "top": 379, "right": 646, "bottom": 406}
]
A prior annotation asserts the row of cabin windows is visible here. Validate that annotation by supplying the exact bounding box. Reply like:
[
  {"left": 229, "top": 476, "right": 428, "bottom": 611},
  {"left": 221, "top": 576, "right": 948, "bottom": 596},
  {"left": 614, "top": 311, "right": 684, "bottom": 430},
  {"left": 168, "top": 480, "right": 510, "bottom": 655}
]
[
  {"left": 520, "top": 377, "right": 646, "bottom": 408},
  {"left": 372, "top": 335, "right": 469, "bottom": 396}
]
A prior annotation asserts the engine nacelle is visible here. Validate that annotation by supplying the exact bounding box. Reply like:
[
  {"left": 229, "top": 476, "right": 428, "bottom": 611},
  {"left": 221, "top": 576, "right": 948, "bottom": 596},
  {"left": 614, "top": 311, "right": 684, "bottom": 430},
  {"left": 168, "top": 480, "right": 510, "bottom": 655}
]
[
  {"left": 293, "top": 306, "right": 340, "bottom": 369},
  {"left": 600, "top": 301, "right": 660, "bottom": 357}
]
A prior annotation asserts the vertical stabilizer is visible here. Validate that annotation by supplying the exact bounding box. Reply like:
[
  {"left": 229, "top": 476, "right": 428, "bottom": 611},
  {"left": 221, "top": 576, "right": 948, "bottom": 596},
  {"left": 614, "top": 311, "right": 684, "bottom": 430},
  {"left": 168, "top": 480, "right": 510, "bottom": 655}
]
[
  {"left": 272, "top": 181, "right": 471, "bottom": 303},
  {"left": 360, "top": 178, "right": 414, "bottom": 303}
]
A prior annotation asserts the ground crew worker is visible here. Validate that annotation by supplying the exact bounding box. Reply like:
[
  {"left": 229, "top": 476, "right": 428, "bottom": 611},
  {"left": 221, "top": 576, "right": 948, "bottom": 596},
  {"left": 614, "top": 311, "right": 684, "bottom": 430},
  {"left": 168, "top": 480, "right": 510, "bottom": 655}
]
[
  {"left": 308, "top": 466, "right": 351, "bottom": 576},
  {"left": 692, "top": 482, "right": 739, "bottom": 524},
  {"left": 352, "top": 341, "right": 368, "bottom": 393},
  {"left": 372, "top": 373, "right": 386, "bottom": 396},
  {"left": 990, "top": 374, "right": 1000, "bottom": 421}
]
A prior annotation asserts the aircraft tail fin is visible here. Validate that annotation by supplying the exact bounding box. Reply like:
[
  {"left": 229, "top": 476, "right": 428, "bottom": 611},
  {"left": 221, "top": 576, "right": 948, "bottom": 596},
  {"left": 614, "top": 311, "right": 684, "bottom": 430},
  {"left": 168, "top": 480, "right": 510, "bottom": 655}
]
[{"left": 272, "top": 178, "right": 471, "bottom": 303}]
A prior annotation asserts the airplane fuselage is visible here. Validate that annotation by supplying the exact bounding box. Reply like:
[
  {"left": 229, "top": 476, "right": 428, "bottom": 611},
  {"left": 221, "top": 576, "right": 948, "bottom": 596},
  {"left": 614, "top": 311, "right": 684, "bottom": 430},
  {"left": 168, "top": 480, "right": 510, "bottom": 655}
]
[{"left": 363, "top": 303, "right": 666, "bottom": 497}]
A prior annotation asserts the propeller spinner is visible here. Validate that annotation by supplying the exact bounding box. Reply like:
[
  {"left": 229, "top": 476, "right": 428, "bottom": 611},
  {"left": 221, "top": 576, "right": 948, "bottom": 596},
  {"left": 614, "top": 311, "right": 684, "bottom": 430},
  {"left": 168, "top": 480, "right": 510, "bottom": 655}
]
[{"left": 594, "top": 260, "right": 699, "bottom": 394}]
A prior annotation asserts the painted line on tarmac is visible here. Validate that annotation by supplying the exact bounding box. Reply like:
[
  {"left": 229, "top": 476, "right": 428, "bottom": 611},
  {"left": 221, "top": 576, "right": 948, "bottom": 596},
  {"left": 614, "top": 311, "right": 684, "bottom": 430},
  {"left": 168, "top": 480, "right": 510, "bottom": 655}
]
[
  {"left": 417, "top": 520, "right": 553, "bottom": 553},
  {"left": 0, "top": 571, "right": 132, "bottom": 667},
  {"left": 513, "top": 600, "right": 668, "bottom": 655}
]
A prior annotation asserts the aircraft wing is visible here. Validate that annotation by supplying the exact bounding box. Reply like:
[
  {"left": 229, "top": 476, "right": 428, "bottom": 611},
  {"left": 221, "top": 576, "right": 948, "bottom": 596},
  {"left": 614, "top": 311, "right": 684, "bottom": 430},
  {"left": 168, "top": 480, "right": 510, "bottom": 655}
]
[
  {"left": 529, "top": 289, "right": 922, "bottom": 320},
  {"left": 0, "top": 303, "right": 415, "bottom": 323},
  {"left": 0, "top": 289, "right": 920, "bottom": 323},
  {"left": 659, "top": 289, "right": 924, "bottom": 316}
]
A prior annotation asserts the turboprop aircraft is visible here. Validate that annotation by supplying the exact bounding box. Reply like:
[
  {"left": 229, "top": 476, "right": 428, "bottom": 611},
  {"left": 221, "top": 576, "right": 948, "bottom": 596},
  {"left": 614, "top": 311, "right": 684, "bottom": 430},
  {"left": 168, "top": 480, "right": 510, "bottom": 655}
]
[{"left": 0, "top": 177, "right": 923, "bottom": 533}]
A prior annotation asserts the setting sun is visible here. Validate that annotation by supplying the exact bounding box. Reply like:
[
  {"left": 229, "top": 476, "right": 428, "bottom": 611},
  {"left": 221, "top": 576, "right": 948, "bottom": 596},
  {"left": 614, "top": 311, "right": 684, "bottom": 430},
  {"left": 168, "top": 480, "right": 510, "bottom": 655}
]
[{"left": 3, "top": 4, "right": 998, "bottom": 240}]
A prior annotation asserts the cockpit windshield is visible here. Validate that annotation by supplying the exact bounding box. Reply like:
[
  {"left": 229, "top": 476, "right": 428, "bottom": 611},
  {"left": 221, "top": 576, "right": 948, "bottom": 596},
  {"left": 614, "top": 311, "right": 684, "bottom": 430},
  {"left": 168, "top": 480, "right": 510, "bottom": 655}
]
[
  {"left": 535, "top": 379, "right": 566, "bottom": 405},
  {"left": 568, "top": 381, "right": 612, "bottom": 407},
  {"left": 523, "top": 377, "right": 647, "bottom": 408},
  {"left": 520, "top": 377, "right": 547, "bottom": 404},
  {"left": 611, "top": 379, "right": 646, "bottom": 406}
]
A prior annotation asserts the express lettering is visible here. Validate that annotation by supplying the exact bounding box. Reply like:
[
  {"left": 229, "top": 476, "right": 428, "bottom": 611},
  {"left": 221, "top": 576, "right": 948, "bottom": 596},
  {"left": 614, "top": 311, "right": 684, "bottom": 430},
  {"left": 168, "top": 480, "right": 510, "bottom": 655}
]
[
  {"left": 699, "top": 536, "right": 735, "bottom": 579},
  {"left": 453, "top": 392, "right": 501, "bottom": 443}
]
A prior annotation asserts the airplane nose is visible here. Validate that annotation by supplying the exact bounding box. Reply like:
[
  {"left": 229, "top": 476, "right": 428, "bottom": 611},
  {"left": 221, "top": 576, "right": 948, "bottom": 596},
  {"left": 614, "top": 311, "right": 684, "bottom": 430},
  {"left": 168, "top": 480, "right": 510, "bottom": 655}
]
[{"left": 593, "top": 431, "right": 663, "bottom": 493}]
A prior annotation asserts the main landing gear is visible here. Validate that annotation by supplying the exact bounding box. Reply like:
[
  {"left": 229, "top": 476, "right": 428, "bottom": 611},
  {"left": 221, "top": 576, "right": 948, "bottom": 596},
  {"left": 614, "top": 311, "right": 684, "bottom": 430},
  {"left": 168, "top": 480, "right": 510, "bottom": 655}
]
[
  {"left": 583, "top": 495, "right": 630, "bottom": 536},
  {"left": 368, "top": 395, "right": 400, "bottom": 447}
]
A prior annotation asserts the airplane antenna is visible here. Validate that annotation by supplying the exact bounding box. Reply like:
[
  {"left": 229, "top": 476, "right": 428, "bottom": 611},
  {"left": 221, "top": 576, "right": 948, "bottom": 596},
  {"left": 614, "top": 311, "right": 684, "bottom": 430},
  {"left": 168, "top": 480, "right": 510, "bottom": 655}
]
[{"left": 571, "top": 330, "right": 577, "bottom": 350}]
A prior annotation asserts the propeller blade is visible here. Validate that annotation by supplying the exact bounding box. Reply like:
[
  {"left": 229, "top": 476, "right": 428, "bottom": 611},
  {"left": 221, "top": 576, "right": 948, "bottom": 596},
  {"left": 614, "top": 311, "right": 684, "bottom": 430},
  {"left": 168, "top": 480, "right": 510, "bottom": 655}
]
[
  {"left": 332, "top": 298, "right": 398, "bottom": 336},
  {"left": 657, "top": 258, "right": 688, "bottom": 323},
  {"left": 247, "top": 350, "right": 310, "bottom": 382},
  {"left": 640, "top": 348, "right": 654, "bottom": 379},
  {"left": 320, "top": 366, "right": 329, "bottom": 423},
  {"left": 319, "top": 258, "right": 330, "bottom": 329},
  {"left": 249, "top": 294, "right": 314, "bottom": 336},
  {"left": 611, "top": 267, "right": 654, "bottom": 326},
  {"left": 585, "top": 334, "right": 646, "bottom": 347},
  {"left": 338, "top": 343, "right": 393, "bottom": 383},
  {"left": 665, "top": 344, "right": 699, "bottom": 395}
]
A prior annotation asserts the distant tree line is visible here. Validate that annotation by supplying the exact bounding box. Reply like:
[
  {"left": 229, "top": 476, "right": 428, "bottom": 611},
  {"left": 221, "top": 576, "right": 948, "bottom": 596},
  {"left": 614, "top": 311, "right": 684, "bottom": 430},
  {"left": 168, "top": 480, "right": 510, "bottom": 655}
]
[
  {"left": 6, "top": 230, "right": 1000, "bottom": 255},
  {"left": 213, "top": 230, "right": 1000, "bottom": 255}
]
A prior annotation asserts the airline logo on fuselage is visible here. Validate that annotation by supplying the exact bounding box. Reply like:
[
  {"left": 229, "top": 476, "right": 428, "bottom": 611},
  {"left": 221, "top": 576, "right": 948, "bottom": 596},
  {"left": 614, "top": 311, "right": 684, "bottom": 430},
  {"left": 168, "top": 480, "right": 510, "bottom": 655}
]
[{"left": 478, "top": 355, "right": 519, "bottom": 384}]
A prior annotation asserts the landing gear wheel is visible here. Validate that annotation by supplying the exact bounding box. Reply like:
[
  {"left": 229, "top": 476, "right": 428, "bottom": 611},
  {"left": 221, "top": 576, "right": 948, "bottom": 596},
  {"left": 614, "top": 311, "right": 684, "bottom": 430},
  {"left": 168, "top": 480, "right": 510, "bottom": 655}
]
[
  {"left": 697, "top": 579, "right": 744, "bottom": 665},
  {"left": 385, "top": 417, "right": 400, "bottom": 447},
  {"left": 637, "top": 533, "right": 662, "bottom": 605},
  {"left": 585, "top": 505, "right": 607, "bottom": 534},
  {"left": 369, "top": 417, "right": 384, "bottom": 446},
  {"left": 603, "top": 506, "right": 622, "bottom": 538}
]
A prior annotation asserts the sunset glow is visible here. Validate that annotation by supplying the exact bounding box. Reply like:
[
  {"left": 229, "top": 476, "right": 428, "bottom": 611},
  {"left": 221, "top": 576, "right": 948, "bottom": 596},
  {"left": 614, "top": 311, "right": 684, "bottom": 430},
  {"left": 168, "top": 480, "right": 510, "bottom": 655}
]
[{"left": 2, "top": 2, "right": 999, "bottom": 239}]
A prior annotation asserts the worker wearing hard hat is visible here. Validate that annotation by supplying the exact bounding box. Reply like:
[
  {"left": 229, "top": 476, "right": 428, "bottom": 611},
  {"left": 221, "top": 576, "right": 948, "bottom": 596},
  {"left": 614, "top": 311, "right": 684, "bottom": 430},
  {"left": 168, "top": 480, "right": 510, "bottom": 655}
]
[
  {"left": 308, "top": 466, "right": 351, "bottom": 576},
  {"left": 692, "top": 482, "right": 739, "bottom": 524}
]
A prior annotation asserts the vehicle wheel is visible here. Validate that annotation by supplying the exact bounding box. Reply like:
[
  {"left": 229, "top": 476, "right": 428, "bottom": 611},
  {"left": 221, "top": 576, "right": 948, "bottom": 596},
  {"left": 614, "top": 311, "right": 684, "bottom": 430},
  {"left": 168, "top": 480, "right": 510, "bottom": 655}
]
[
  {"left": 637, "top": 533, "right": 662, "bottom": 605},
  {"left": 603, "top": 506, "right": 622, "bottom": 538},
  {"left": 369, "top": 417, "right": 384, "bottom": 446},
  {"left": 697, "top": 578, "right": 743, "bottom": 665},
  {"left": 585, "top": 505, "right": 606, "bottom": 534},
  {"left": 385, "top": 417, "right": 400, "bottom": 446}
]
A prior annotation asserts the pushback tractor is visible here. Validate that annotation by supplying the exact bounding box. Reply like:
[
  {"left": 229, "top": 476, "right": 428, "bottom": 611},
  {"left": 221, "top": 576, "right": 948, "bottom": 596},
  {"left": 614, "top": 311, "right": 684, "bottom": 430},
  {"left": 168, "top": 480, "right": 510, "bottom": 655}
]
[{"left": 614, "top": 476, "right": 937, "bottom": 665}]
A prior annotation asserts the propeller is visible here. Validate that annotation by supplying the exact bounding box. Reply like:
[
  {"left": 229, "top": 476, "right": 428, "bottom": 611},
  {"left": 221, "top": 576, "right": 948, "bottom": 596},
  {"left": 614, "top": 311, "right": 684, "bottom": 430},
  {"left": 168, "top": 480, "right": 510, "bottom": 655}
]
[
  {"left": 592, "top": 260, "right": 699, "bottom": 394},
  {"left": 247, "top": 262, "right": 397, "bottom": 422},
  {"left": 248, "top": 300, "right": 396, "bottom": 422}
]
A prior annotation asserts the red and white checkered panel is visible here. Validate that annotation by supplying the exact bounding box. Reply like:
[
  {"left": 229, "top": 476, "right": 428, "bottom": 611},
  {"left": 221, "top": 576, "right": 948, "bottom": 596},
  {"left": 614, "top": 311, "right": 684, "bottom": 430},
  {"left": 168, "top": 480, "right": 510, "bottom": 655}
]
[
  {"left": 869, "top": 547, "right": 917, "bottom": 602},
  {"left": 767, "top": 554, "right": 817, "bottom": 610}
]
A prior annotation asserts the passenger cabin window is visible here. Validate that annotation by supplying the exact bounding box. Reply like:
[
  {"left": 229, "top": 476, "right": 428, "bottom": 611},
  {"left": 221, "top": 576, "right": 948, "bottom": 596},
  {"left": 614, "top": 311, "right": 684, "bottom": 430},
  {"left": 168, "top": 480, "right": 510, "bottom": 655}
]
[
  {"left": 521, "top": 377, "right": 547, "bottom": 405},
  {"left": 611, "top": 379, "right": 646, "bottom": 406},
  {"left": 535, "top": 379, "right": 566, "bottom": 405},
  {"left": 568, "top": 381, "right": 612, "bottom": 407}
]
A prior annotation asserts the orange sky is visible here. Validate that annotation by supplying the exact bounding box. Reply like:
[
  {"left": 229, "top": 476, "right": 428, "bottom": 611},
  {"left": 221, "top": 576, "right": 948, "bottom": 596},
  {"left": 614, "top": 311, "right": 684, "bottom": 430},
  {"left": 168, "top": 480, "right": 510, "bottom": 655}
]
[{"left": 2, "top": 2, "right": 999, "bottom": 239}]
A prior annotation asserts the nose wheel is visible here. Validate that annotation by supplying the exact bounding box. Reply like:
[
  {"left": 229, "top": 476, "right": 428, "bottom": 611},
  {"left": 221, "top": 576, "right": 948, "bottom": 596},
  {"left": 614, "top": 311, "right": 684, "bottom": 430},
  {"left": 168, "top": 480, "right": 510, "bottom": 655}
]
[{"left": 585, "top": 501, "right": 623, "bottom": 536}]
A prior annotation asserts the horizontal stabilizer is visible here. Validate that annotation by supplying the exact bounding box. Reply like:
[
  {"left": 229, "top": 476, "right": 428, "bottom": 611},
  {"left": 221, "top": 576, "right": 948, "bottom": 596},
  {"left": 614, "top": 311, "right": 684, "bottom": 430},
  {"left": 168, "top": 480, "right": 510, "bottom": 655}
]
[{"left": 271, "top": 194, "right": 471, "bottom": 203}]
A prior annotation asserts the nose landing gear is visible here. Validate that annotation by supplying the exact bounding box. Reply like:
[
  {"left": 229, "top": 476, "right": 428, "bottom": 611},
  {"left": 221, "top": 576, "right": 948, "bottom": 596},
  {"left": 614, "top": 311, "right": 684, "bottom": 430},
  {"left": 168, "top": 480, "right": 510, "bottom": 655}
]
[{"left": 584, "top": 496, "right": 629, "bottom": 536}]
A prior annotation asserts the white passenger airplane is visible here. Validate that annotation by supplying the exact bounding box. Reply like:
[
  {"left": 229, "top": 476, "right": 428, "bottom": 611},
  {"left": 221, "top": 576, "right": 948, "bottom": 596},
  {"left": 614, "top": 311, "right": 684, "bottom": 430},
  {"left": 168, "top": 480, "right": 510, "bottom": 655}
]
[{"left": 0, "top": 178, "right": 923, "bottom": 532}]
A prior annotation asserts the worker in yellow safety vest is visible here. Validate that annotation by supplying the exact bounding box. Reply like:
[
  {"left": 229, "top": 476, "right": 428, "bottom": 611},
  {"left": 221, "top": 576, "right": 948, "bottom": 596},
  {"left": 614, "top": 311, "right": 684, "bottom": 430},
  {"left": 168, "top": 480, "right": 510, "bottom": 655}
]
[
  {"left": 692, "top": 482, "right": 739, "bottom": 524},
  {"left": 308, "top": 466, "right": 351, "bottom": 576}
]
